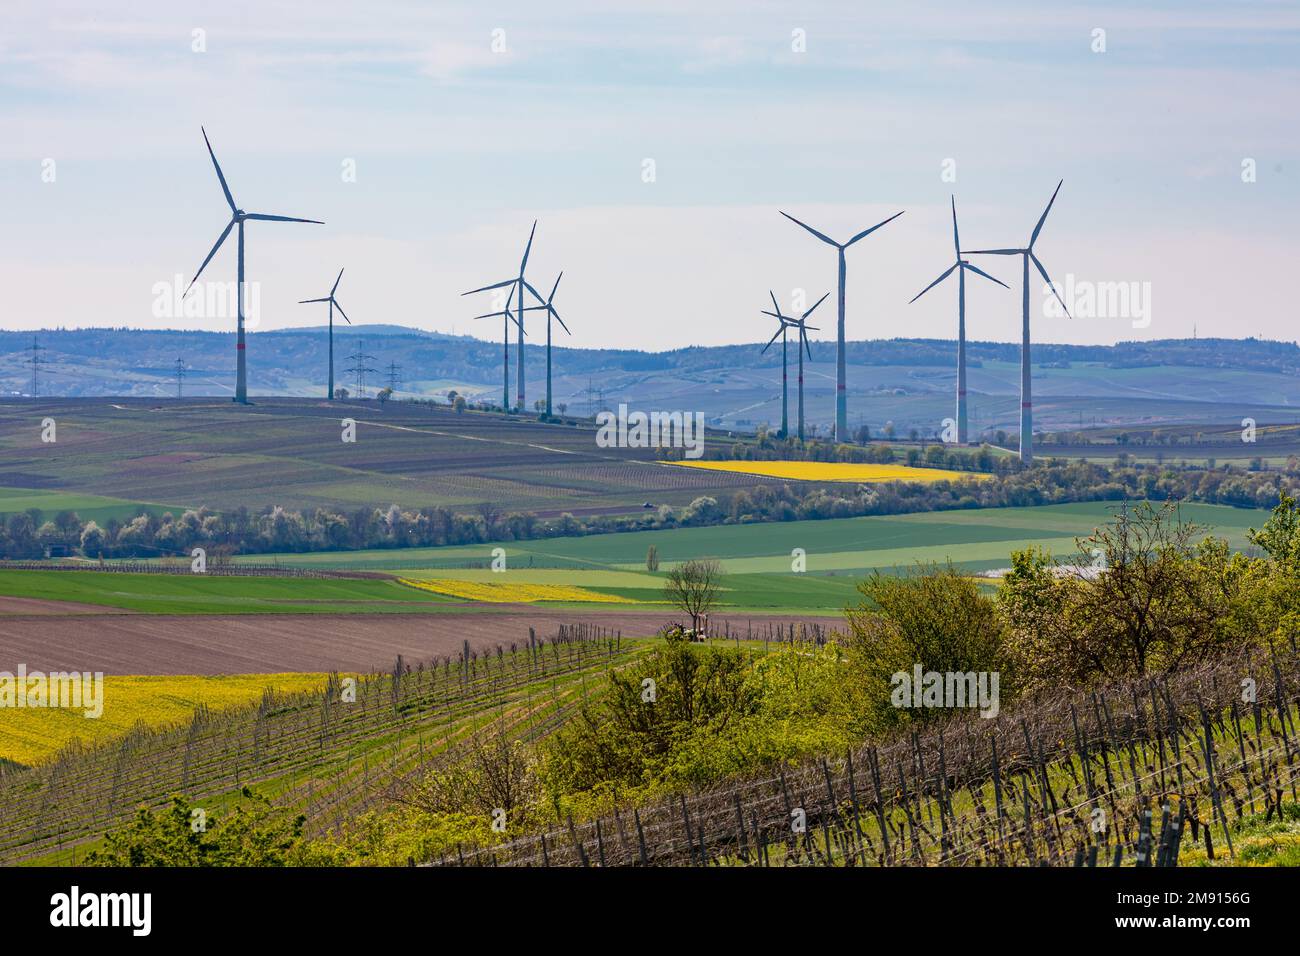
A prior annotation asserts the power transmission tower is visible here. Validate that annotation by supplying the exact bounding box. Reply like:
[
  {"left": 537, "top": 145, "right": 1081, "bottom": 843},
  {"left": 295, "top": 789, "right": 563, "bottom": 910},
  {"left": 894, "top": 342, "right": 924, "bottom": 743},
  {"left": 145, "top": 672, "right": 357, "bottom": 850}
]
[
  {"left": 27, "top": 336, "right": 47, "bottom": 398},
  {"left": 174, "top": 358, "right": 187, "bottom": 398},
  {"left": 386, "top": 361, "right": 402, "bottom": 393},
  {"left": 344, "top": 341, "right": 378, "bottom": 398}
]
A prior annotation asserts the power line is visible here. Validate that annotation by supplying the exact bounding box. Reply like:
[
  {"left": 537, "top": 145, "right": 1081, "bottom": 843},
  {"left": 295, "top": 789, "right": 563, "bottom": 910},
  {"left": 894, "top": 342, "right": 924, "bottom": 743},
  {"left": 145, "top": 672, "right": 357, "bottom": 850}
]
[
  {"left": 27, "top": 336, "right": 47, "bottom": 398},
  {"left": 344, "top": 341, "right": 378, "bottom": 398}
]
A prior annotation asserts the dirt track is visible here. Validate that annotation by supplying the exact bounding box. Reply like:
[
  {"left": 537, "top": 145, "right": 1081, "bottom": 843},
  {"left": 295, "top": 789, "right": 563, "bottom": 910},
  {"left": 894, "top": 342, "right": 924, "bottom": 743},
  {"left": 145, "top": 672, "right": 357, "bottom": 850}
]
[{"left": 0, "top": 610, "right": 829, "bottom": 675}]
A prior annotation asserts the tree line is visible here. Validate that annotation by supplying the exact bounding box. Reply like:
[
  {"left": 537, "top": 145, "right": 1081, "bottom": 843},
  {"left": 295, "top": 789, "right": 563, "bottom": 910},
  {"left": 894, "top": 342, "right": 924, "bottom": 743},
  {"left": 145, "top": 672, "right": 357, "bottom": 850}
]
[{"left": 0, "top": 458, "right": 1296, "bottom": 561}]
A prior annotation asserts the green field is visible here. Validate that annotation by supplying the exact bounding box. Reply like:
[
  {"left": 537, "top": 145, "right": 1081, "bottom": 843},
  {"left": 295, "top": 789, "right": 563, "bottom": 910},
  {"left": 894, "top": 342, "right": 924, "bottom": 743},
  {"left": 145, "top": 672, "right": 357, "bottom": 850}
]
[
  {"left": 0, "top": 487, "right": 185, "bottom": 524},
  {"left": 0, "top": 501, "right": 1272, "bottom": 616},
  {"left": 238, "top": 499, "right": 1270, "bottom": 573},
  {"left": 0, "top": 570, "right": 465, "bottom": 614}
]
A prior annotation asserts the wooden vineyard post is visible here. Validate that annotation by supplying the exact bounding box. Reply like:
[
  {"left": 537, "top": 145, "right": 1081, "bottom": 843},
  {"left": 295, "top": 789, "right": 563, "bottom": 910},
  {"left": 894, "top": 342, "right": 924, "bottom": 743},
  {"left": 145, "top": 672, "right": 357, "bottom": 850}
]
[
  {"left": 1199, "top": 705, "right": 1234, "bottom": 859},
  {"left": 734, "top": 793, "right": 750, "bottom": 863},
  {"left": 634, "top": 808, "right": 648, "bottom": 865},
  {"left": 868, "top": 747, "right": 890, "bottom": 864}
]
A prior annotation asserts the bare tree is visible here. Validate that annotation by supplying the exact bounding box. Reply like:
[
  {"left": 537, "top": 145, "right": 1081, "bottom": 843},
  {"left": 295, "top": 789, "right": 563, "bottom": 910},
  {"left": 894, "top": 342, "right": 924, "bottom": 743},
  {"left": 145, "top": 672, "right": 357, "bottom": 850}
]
[{"left": 664, "top": 558, "right": 722, "bottom": 634}]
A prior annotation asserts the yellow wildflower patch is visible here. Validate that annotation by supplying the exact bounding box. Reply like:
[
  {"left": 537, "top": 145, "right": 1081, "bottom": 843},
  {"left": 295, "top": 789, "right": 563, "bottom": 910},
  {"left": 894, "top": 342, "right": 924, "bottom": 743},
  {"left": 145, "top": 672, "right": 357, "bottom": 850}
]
[
  {"left": 661, "top": 460, "right": 991, "bottom": 484},
  {"left": 0, "top": 673, "right": 330, "bottom": 767},
  {"left": 398, "top": 578, "right": 635, "bottom": 604}
]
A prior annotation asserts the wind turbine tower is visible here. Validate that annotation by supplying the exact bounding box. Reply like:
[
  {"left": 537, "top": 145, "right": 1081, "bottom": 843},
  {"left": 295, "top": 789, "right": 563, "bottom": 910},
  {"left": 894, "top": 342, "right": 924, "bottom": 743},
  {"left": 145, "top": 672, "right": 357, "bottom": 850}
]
[
  {"left": 779, "top": 208, "right": 903, "bottom": 441},
  {"left": 186, "top": 127, "right": 323, "bottom": 404},
  {"left": 908, "top": 197, "right": 1008, "bottom": 443},
  {"left": 966, "top": 181, "right": 1071, "bottom": 464},
  {"left": 762, "top": 292, "right": 829, "bottom": 442},
  {"left": 298, "top": 268, "right": 353, "bottom": 400}
]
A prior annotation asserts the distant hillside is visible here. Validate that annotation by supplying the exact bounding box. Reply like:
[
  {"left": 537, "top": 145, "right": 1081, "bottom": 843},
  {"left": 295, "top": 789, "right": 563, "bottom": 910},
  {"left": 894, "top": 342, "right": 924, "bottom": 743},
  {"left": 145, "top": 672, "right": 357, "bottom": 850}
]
[{"left": 2, "top": 327, "right": 1298, "bottom": 435}]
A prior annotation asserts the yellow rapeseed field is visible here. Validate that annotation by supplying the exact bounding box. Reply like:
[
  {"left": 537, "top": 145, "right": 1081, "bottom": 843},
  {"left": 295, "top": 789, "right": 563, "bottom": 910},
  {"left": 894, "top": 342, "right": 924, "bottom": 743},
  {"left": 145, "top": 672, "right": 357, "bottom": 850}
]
[
  {"left": 399, "top": 578, "right": 635, "bottom": 604},
  {"left": 0, "top": 673, "right": 330, "bottom": 767},
  {"left": 661, "top": 460, "right": 991, "bottom": 483}
]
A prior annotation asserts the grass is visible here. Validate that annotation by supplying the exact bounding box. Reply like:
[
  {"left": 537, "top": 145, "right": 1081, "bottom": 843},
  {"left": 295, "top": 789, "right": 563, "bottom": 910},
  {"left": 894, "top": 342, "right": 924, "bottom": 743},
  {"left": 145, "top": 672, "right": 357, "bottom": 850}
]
[
  {"left": 0, "top": 502, "right": 1270, "bottom": 615},
  {"left": 0, "top": 673, "right": 331, "bottom": 767},
  {"left": 0, "top": 570, "right": 465, "bottom": 614},
  {"left": 0, "top": 487, "right": 186, "bottom": 524},
  {"left": 1181, "top": 804, "right": 1300, "bottom": 867},
  {"left": 238, "top": 501, "right": 1266, "bottom": 572},
  {"left": 662, "top": 460, "right": 992, "bottom": 483}
]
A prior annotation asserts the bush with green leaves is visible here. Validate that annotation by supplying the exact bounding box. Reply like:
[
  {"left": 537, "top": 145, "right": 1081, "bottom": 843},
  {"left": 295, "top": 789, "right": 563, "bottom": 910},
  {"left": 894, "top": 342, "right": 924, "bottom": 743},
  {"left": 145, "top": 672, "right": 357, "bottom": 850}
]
[
  {"left": 86, "top": 789, "right": 307, "bottom": 867},
  {"left": 839, "top": 563, "right": 1014, "bottom": 733}
]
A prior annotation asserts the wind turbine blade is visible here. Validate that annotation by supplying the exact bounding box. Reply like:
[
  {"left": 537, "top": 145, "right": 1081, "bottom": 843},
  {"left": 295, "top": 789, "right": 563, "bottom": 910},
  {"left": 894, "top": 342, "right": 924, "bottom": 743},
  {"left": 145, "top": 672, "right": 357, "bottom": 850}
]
[
  {"left": 333, "top": 300, "right": 352, "bottom": 324},
  {"left": 802, "top": 291, "right": 831, "bottom": 319},
  {"left": 951, "top": 195, "right": 961, "bottom": 257},
  {"left": 908, "top": 263, "right": 959, "bottom": 304},
  {"left": 803, "top": 330, "right": 813, "bottom": 360},
  {"left": 462, "top": 278, "right": 515, "bottom": 296},
  {"left": 779, "top": 211, "right": 837, "bottom": 246},
  {"left": 760, "top": 325, "right": 783, "bottom": 354},
  {"left": 523, "top": 279, "right": 545, "bottom": 303},
  {"left": 298, "top": 297, "right": 331, "bottom": 304},
  {"left": 474, "top": 310, "right": 511, "bottom": 320},
  {"left": 549, "top": 271, "right": 563, "bottom": 302},
  {"left": 1030, "top": 179, "right": 1063, "bottom": 247},
  {"left": 520, "top": 219, "right": 538, "bottom": 272},
  {"left": 185, "top": 219, "right": 235, "bottom": 295},
  {"left": 244, "top": 213, "right": 324, "bottom": 224},
  {"left": 201, "top": 127, "right": 237, "bottom": 213},
  {"left": 803, "top": 324, "right": 819, "bottom": 332},
  {"left": 554, "top": 311, "right": 571, "bottom": 335},
  {"left": 961, "top": 262, "right": 1009, "bottom": 289},
  {"left": 1031, "top": 253, "right": 1071, "bottom": 318},
  {"left": 768, "top": 290, "right": 783, "bottom": 317},
  {"left": 760, "top": 310, "right": 793, "bottom": 323},
  {"left": 965, "top": 248, "right": 1022, "bottom": 256},
  {"left": 845, "top": 210, "right": 905, "bottom": 246},
  {"left": 331, "top": 267, "right": 344, "bottom": 296}
]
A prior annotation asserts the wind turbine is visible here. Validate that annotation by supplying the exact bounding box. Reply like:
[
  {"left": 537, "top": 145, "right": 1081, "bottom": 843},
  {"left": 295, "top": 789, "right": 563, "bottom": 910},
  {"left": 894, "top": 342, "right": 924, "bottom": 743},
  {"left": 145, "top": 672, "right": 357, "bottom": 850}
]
[
  {"left": 908, "top": 197, "right": 1008, "bottom": 444},
  {"left": 185, "top": 127, "right": 323, "bottom": 404},
  {"left": 472, "top": 284, "right": 527, "bottom": 410},
  {"left": 758, "top": 292, "right": 791, "bottom": 438},
  {"left": 779, "top": 208, "right": 904, "bottom": 442},
  {"left": 966, "top": 181, "right": 1071, "bottom": 464},
  {"left": 535, "top": 273, "right": 570, "bottom": 416},
  {"left": 462, "top": 221, "right": 545, "bottom": 412},
  {"left": 762, "top": 292, "right": 829, "bottom": 442},
  {"left": 298, "top": 268, "right": 353, "bottom": 400}
]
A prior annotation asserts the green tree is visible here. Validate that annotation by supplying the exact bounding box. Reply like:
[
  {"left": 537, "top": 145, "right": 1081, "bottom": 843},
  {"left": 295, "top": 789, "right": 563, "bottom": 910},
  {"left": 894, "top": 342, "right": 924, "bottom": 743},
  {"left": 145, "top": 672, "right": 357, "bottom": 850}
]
[
  {"left": 86, "top": 789, "right": 307, "bottom": 867},
  {"left": 842, "top": 564, "right": 1011, "bottom": 733},
  {"left": 1249, "top": 491, "right": 1300, "bottom": 570}
]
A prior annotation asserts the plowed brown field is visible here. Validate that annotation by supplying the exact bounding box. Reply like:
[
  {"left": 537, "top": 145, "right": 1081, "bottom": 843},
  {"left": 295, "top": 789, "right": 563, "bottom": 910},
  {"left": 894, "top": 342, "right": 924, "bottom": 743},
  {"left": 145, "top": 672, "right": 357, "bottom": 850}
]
[{"left": 0, "top": 609, "right": 825, "bottom": 675}]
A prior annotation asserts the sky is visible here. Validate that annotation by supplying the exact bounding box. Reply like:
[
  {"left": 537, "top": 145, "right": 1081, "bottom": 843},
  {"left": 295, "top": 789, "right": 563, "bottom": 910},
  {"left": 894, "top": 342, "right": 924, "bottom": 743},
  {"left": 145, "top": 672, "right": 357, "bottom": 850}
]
[{"left": 0, "top": 0, "right": 1297, "bottom": 351}]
